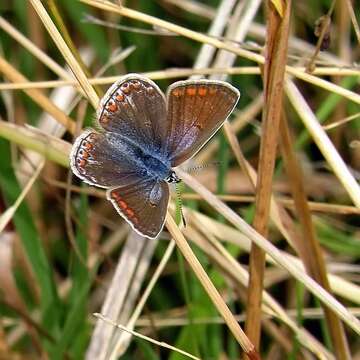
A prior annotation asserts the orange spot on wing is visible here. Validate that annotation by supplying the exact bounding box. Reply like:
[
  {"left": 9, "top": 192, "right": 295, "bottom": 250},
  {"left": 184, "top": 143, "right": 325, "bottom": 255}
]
[
  {"left": 126, "top": 208, "right": 135, "bottom": 217},
  {"left": 118, "top": 200, "right": 128, "bottom": 209},
  {"left": 84, "top": 142, "right": 93, "bottom": 150},
  {"left": 186, "top": 87, "right": 196, "bottom": 96},
  {"left": 81, "top": 151, "right": 89, "bottom": 159},
  {"left": 198, "top": 87, "right": 207, "bottom": 96},
  {"left": 116, "top": 92, "right": 124, "bottom": 101},
  {"left": 107, "top": 101, "right": 117, "bottom": 112},
  {"left": 78, "top": 159, "right": 86, "bottom": 167},
  {"left": 111, "top": 192, "right": 120, "bottom": 200}
]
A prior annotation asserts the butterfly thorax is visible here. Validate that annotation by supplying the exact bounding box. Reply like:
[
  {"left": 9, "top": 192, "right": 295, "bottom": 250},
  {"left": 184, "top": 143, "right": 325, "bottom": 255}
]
[
  {"left": 140, "top": 150, "right": 171, "bottom": 180},
  {"left": 106, "top": 132, "right": 170, "bottom": 181}
]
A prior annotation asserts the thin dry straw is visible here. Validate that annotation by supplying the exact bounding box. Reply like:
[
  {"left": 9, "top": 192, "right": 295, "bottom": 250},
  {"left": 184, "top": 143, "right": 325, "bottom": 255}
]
[
  {"left": 185, "top": 224, "right": 334, "bottom": 358},
  {"left": 93, "top": 313, "right": 201, "bottom": 360},
  {"left": 177, "top": 169, "right": 360, "bottom": 336},
  {"left": 0, "top": 58, "right": 76, "bottom": 134},
  {"left": 1, "top": 66, "right": 359, "bottom": 90},
  {"left": 165, "top": 214, "right": 257, "bottom": 356},
  {"left": 30, "top": 0, "right": 99, "bottom": 109},
  {"left": 285, "top": 79, "right": 360, "bottom": 208},
  {"left": 81, "top": 0, "right": 360, "bottom": 105},
  {"left": 0, "top": 161, "right": 44, "bottom": 232},
  {"left": 0, "top": 16, "right": 72, "bottom": 80},
  {"left": 108, "top": 240, "right": 176, "bottom": 358}
]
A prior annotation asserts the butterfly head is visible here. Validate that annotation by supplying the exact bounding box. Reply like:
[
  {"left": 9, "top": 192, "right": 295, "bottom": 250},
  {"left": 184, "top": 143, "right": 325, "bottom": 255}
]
[{"left": 165, "top": 170, "right": 181, "bottom": 184}]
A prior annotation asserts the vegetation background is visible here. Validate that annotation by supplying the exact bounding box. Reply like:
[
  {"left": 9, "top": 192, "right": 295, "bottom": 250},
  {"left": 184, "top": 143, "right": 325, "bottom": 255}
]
[{"left": 0, "top": 0, "right": 359, "bottom": 359}]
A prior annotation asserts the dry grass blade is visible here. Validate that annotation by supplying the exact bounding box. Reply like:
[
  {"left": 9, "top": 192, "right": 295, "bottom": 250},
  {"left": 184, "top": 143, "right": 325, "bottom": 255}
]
[
  {"left": 81, "top": 0, "right": 360, "bottom": 105},
  {"left": 109, "top": 240, "right": 176, "bottom": 358},
  {"left": 106, "top": 237, "right": 158, "bottom": 360},
  {"left": 280, "top": 116, "right": 351, "bottom": 358},
  {"left": 190, "top": 0, "right": 237, "bottom": 77},
  {"left": 1, "top": 66, "right": 359, "bottom": 91},
  {"left": 177, "top": 169, "right": 360, "bottom": 336},
  {"left": 181, "top": 193, "right": 360, "bottom": 215},
  {"left": 86, "top": 233, "right": 150, "bottom": 360},
  {"left": 0, "top": 16, "right": 71, "bottom": 80},
  {"left": 0, "top": 162, "right": 44, "bottom": 233},
  {"left": 93, "top": 313, "right": 201, "bottom": 360},
  {"left": 30, "top": 0, "right": 99, "bottom": 109},
  {"left": 0, "top": 57, "right": 76, "bottom": 133},
  {"left": 186, "top": 207, "right": 360, "bottom": 306},
  {"left": 0, "top": 120, "right": 70, "bottom": 166},
  {"left": 183, "top": 219, "right": 335, "bottom": 359},
  {"left": 323, "top": 111, "right": 360, "bottom": 130},
  {"left": 285, "top": 80, "right": 360, "bottom": 208},
  {"left": 345, "top": 0, "right": 360, "bottom": 45},
  {"left": 245, "top": 0, "right": 291, "bottom": 348},
  {"left": 165, "top": 214, "right": 259, "bottom": 359}
]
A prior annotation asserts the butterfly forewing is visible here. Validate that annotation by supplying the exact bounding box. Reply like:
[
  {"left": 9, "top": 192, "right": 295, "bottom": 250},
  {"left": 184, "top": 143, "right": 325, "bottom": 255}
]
[
  {"left": 166, "top": 80, "right": 240, "bottom": 166},
  {"left": 98, "top": 74, "right": 168, "bottom": 152},
  {"left": 107, "top": 180, "right": 169, "bottom": 238},
  {"left": 70, "top": 130, "right": 143, "bottom": 188}
]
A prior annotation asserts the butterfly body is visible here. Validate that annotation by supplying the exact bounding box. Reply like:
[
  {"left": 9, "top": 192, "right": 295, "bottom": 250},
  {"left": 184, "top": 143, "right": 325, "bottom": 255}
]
[
  {"left": 70, "top": 74, "right": 240, "bottom": 238},
  {"left": 107, "top": 132, "right": 172, "bottom": 182}
]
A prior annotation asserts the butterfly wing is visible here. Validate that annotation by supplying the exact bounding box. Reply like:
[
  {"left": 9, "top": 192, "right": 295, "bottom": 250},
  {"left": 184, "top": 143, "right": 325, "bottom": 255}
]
[
  {"left": 107, "top": 180, "right": 169, "bottom": 239},
  {"left": 165, "top": 80, "right": 240, "bottom": 167},
  {"left": 97, "top": 74, "right": 168, "bottom": 152},
  {"left": 70, "top": 129, "right": 143, "bottom": 188}
]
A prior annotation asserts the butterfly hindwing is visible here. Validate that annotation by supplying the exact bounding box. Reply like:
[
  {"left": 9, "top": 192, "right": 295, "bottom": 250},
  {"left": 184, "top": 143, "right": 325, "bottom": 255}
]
[
  {"left": 70, "top": 129, "right": 143, "bottom": 188},
  {"left": 107, "top": 180, "right": 169, "bottom": 239}
]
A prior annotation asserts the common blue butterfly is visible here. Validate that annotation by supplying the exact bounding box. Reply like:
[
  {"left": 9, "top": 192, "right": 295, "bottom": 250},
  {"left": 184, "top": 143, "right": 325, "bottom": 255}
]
[{"left": 70, "top": 74, "right": 240, "bottom": 238}]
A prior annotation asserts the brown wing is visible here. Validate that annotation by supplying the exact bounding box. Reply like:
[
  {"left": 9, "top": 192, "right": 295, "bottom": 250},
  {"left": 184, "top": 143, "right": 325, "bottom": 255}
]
[
  {"left": 107, "top": 180, "right": 169, "bottom": 239},
  {"left": 165, "top": 80, "right": 240, "bottom": 167},
  {"left": 97, "top": 74, "right": 167, "bottom": 152},
  {"left": 70, "top": 129, "right": 141, "bottom": 188}
]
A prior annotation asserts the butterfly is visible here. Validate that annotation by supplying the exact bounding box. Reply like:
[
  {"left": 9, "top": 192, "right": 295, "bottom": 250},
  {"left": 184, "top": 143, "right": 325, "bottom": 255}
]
[{"left": 70, "top": 74, "right": 240, "bottom": 238}]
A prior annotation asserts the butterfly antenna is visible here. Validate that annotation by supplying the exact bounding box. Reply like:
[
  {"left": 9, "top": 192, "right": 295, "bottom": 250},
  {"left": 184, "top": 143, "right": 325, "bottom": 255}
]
[
  {"left": 185, "top": 161, "right": 221, "bottom": 173},
  {"left": 175, "top": 181, "right": 186, "bottom": 228}
]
